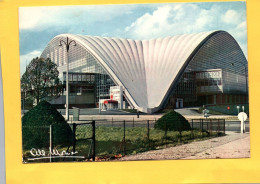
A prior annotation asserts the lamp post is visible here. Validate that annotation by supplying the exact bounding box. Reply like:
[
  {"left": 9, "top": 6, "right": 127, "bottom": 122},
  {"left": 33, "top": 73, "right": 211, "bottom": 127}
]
[
  {"left": 98, "top": 68, "right": 101, "bottom": 114},
  {"left": 236, "top": 106, "right": 240, "bottom": 114},
  {"left": 59, "top": 37, "right": 76, "bottom": 121}
]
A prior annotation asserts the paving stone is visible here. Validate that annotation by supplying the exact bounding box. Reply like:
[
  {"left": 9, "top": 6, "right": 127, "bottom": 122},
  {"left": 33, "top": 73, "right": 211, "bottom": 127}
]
[{"left": 118, "top": 132, "right": 250, "bottom": 161}]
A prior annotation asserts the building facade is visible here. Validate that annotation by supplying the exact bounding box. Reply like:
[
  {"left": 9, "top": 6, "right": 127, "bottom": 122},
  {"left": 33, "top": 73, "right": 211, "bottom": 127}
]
[{"left": 40, "top": 30, "right": 248, "bottom": 113}]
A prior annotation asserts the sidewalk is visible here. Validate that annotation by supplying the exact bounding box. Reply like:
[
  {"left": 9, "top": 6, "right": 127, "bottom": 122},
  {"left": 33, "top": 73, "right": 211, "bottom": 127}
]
[
  {"left": 118, "top": 132, "right": 250, "bottom": 161},
  {"left": 76, "top": 114, "right": 241, "bottom": 121}
]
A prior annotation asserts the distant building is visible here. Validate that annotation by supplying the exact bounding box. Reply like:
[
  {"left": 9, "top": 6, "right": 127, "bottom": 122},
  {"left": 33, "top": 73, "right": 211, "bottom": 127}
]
[{"left": 41, "top": 30, "right": 248, "bottom": 113}]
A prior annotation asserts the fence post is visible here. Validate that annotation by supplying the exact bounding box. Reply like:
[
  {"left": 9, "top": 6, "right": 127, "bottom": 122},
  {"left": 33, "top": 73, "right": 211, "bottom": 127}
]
[
  {"left": 133, "top": 117, "right": 135, "bottom": 127},
  {"left": 207, "top": 120, "right": 209, "bottom": 131},
  {"left": 73, "top": 123, "right": 76, "bottom": 154},
  {"left": 147, "top": 120, "right": 150, "bottom": 148},
  {"left": 217, "top": 119, "right": 220, "bottom": 135},
  {"left": 92, "top": 120, "right": 96, "bottom": 161},
  {"left": 210, "top": 119, "right": 212, "bottom": 135},
  {"left": 112, "top": 117, "right": 113, "bottom": 127},
  {"left": 123, "top": 120, "right": 126, "bottom": 156},
  {"left": 165, "top": 121, "right": 167, "bottom": 148},
  {"left": 191, "top": 119, "right": 194, "bottom": 139},
  {"left": 224, "top": 119, "right": 225, "bottom": 134},
  {"left": 201, "top": 119, "right": 204, "bottom": 137},
  {"left": 202, "top": 119, "right": 204, "bottom": 131},
  {"left": 49, "top": 125, "right": 52, "bottom": 163}
]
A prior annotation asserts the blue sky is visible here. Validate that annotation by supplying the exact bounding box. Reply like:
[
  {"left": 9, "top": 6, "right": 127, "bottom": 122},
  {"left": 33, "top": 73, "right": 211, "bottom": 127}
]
[{"left": 19, "top": 1, "right": 247, "bottom": 76}]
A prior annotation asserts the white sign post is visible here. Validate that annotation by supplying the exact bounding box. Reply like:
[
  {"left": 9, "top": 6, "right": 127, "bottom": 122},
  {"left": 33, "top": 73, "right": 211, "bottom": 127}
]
[{"left": 238, "top": 112, "right": 248, "bottom": 133}]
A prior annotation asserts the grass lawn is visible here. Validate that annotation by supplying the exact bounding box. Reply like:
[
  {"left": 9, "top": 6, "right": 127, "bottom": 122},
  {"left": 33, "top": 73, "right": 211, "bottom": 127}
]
[
  {"left": 23, "top": 125, "right": 224, "bottom": 162},
  {"left": 73, "top": 126, "right": 223, "bottom": 160}
]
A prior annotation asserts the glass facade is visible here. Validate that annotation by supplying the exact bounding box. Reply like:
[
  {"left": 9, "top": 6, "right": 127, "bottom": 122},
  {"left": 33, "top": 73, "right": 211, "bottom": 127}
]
[
  {"left": 166, "top": 32, "right": 248, "bottom": 108},
  {"left": 41, "top": 32, "right": 248, "bottom": 111},
  {"left": 41, "top": 35, "right": 116, "bottom": 107}
]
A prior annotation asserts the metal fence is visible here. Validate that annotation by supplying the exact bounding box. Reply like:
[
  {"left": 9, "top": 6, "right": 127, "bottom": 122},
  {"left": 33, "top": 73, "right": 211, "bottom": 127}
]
[
  {"left": 22, "top": 123, "right": 92, "bottom": 163},
  {"left": 70, "top": 121, "right": 95, "bottom": 161},
  {"left": 72, "top": 118, "right": 225, "bottom": 161},
  {"left": 22, "top": 118, "right": 225, "bottom": 163},
  {"left": 22, "top": 125, "right": 71, "bottom": 163},
  {"left": 191, "top": 119, "right": 225, "bottom": 134}
]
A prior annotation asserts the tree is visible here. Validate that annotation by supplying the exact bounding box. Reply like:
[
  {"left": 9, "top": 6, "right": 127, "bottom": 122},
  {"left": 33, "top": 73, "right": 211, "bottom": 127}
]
[
  {"left": 154, "top": 110, "right": 191, "bottom": 132},
  {"left": 21, "top": 57, "right": 62, "bottom": 105},
  {"left": 22, "top": 100, "right": 73, "bottom": 149}
]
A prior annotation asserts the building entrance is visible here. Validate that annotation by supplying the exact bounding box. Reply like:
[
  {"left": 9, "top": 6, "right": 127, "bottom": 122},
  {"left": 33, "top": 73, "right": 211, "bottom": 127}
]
[{"left": 176, "top": 98, "right": 183, "bottom": 108}]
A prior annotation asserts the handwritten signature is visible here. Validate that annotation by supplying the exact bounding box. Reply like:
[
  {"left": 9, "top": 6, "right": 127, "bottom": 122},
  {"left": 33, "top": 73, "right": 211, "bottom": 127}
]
[
  {"left": 30, "top": 148, "right": 78, "bottom": 157},
  {"left": 27, "top": 148, "right": 85, "bottom": 161}
]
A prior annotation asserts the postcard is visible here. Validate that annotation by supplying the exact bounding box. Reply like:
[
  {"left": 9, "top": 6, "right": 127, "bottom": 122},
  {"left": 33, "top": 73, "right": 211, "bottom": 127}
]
[
  {"left": 3, "top": 0, "right": 260, "bottom": 183},
  {"left": 19, "top": 1, "right": 250, "bottom": 163}
]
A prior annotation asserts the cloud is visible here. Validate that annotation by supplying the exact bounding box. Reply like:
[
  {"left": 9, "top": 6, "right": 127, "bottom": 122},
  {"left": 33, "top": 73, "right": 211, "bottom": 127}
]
[
  {"left": 221, "top": 9, "right": 240, "bottom": 24},
  {"left": 19, "top": 2, "right": 248, "bottom": 61},
  {"left": 20, "top": 50, "right": 41, "bottom": 76},
  {"left": 19, "top": 5, "right": 138, "bottom": 30},
  {"left": 123, "top": 3, "right": 247, "bottom": 57},
  {"left": 19, "top": 9, "right": 46, "bottom": 30},
  {"left": 125, "top": 5, "right": 174, "bottom": 39},
  {"left": 233, "top": 21, "right": 247, "bottom": 40},
  {"left": 233, "top": 21, "right": 248, "bottom": 58},
  {"left": 124, "top": 4, "right": 219, "bottom": 39},
  {"left": 19, "top": 7, "right": 69, "bottom": 30}
]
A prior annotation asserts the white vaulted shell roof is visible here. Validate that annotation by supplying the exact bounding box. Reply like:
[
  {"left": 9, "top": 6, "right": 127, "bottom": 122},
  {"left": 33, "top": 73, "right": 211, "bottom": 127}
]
[{"left": 43, "top": 30, "right": 235, "bottom": 113}]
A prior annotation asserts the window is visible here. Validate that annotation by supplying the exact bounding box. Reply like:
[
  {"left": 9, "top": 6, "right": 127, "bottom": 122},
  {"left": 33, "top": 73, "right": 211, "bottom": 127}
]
[
  {"left": 69, "top": 74, "right": 72, "bottom": 82},
  {"left": 73, "top": 74, "right": 77, "bottom": 81},
  {"left": 59, "top": 47, "right": 63, "bottom": 66},
  {"left": 78, "top": 75, "right": 82, "bottom": 81},
  {"left": 91, "top": 75, "right": 95, "bottom": 82},
  {"left": 87, "top": 75, "right": 90, "bottom": 82},
  {"left": 50, "top": 52, "right": 54, "bottom": 62},
  {"left": 54, "top": 49, "right": 58, "bottom": 65},
  {"left": 82, "top": 75, "right": 87, "bottom": 81}
]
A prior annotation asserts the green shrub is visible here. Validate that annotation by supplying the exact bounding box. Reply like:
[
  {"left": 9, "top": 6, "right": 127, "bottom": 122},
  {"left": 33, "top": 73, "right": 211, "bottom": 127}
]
[
  {"left": 22, "top": 100, "right": 72, "bottom": 149},
  {"left": 154, "top": 110, "right": 191, "bottom": 132}
]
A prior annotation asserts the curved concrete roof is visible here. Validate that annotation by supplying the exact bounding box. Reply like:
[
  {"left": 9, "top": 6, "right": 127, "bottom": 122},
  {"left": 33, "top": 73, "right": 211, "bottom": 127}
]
[{"left": 42, "top": 30, "right": 244, "bottom": 113}]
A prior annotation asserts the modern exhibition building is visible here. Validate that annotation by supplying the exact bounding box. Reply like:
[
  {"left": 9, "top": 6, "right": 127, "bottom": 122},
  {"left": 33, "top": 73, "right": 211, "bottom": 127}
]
[{"left": 40, "top": 30, "right": 248, "bottom": 113}]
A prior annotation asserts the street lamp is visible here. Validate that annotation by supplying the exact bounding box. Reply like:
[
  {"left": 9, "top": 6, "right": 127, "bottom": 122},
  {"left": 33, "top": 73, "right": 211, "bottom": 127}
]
[
  {"left": 236, "top": 106, "right": 240, "bottom": 114},
  {"left": 59, "top": 37, "right": 76, "bottom": 121}
]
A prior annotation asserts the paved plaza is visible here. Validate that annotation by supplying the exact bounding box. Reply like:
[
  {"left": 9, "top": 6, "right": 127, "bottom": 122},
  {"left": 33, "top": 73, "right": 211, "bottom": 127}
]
[{"left": 118, "top": 132, "right": 250, "bottom": 161}]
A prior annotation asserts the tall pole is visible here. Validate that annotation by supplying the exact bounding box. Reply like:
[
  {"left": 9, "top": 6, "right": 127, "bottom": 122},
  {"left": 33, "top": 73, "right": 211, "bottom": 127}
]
[
  {"left": 99, "top": 67, "right": 101, "bottom": 114},
  {"left": 59, "top": 37, "right": 76, "bottom": 121},
  {"left": 66, "top": 49, "right": 69, "bottom": 121},
  {"left": 49, "top": 124, "right": 52, "bottom": 162}
]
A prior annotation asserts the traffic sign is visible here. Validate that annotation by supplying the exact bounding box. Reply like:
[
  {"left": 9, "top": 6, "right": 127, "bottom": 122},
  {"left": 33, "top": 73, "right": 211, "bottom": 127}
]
[
  {"left": 238, "top": 112, "right": 247, "bottom": 133},
  {"left": 238, "top": 112, "right": 247, "bottom": 122}
]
